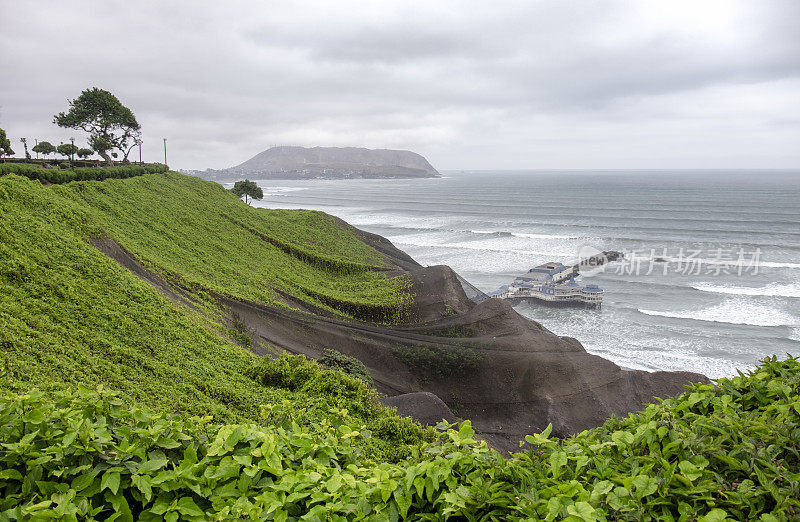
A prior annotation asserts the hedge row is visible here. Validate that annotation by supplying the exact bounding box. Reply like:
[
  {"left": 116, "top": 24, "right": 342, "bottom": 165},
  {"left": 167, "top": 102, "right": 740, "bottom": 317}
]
[{"left": 0, "top": 163, "right": 169, "bottom": 184}]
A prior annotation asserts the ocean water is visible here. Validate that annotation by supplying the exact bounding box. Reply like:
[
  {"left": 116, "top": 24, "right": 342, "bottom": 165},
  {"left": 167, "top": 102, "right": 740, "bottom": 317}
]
[{"left": 247, "top": 170, "right": 800, "bottom": 379}]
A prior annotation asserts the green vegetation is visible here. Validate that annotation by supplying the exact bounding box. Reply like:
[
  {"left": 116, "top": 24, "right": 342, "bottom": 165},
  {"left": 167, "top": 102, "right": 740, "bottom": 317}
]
[
  {"left": 2, "top": 357, "right": 798, "bottom": 520},
  {"left": 423, "top": 324, "right": 476, "bottom": 338},
  {"left": 231, "top": 179, "right": 264, "bottom": 205},
  {"left": 31, "top": 141, "right": 56, "bottom": 159},
  {"left": 54, "top": 87, "right": 141, "bottom": 164},
  {"left": 0, "top": 172, "right": 421, "bottom": 456},
  {"left": 19, "top": 138, "right": 29, "bottom": 160},
  {"left": 0, "top": 128, "right": 13, "bottom": 158},
  {"left": 50, "top": 172, "right": 410, "bottom": 321},
  {"left": 77, "top": 147, "right": 94, "bottom": 159},
  {"left": 57, "top": 143, "right": 79, "bottom": 160},
  {"left": 392, "top": 343, "right": 484, "bottom": 380},
  {"left": 318, "top": 349, "right": 374, "bottom": 386},
  {"left": 0, "top": 163, "right": 168, "bottom": 184}
]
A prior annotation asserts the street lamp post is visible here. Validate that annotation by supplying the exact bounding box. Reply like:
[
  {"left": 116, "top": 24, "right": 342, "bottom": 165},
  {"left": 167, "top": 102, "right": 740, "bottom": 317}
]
[
  {"left": 70, "top": 137, "right": 75, "bottom": 167},
  {"left": 34, "top": 138, "right": 39, "bottom": 160},
  {"left": 163, "top": 138, "right": 167, "bottom": 166},
  {"left": 137, "top": 139, "right": 142, "bottom": 165}
]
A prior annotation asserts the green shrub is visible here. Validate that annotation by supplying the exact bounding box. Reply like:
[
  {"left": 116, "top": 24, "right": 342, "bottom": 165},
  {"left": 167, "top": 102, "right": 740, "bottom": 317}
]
[
  {"left": 0, "top": 163, "right": 168, "bottom": 184},
  {"left": 393, "top": 343, "right": 484, "bottom": 380},
  {"left": 228, "top": 319, "right": 252, "bottom": 348},
  {"left": 319, "top": 349, "right": 374, "bottom": 386},
  {"left": 246, "top": 354, "right": 434, "bottom": 460},
  {"left": 246, "top": 353, "right": 319, "bottom": 391},
  {"left": 2, "top": 357, "right": 798, "bottom": 520}
]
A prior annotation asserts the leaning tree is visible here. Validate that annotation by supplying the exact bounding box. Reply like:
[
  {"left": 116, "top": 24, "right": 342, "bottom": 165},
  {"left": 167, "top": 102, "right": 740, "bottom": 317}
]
[
  {"left": 231, "top": 179, "right": 264, "bottom": 205},
  {"left": 53, "top": 88, "right": 141, "bottom": 165}
]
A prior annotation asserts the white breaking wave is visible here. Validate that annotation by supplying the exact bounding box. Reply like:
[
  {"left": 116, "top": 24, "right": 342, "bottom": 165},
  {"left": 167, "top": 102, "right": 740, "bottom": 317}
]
[
  {"left": 626, "top": 254, "right": 800, "bottom": 270},
  {"left": 470, "top": 229, "right": 579, "bottom": 240},
  {"left": 639, "top": 299, "right": 799, "bottom": 327},
  {"left": 692, "top": 282, "right": 800, "bottom": 298},
  {"left": 791, "top": 328, "right": 800, "bottom": 342},
  {"left": 511, "top": 232, "right": 581, "bottom": 240},
  {"left": 758, "top": 261, "right": 800, "bottom": 269}
]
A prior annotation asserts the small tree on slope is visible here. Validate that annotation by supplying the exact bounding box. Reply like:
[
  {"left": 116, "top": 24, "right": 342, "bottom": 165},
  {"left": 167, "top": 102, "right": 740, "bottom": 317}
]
[{"left": 231, "top": 179, "right": 264, "bottom": 205}]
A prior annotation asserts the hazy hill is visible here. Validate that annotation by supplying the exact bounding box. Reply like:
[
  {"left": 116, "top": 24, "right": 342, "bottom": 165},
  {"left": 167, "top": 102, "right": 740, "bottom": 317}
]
[{"left": 195, "top": 146, "right": 440, "bottom": 181}]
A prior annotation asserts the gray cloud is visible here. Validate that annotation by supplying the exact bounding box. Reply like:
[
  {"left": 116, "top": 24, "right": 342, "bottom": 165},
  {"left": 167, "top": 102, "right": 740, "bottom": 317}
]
[{"left": 1, "top": 0, "right": 798, "bottom": 170}]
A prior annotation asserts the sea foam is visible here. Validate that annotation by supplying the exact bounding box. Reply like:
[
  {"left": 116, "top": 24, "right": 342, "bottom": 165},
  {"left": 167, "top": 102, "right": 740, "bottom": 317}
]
[
  {"left": 692, "top": 282, "right": 800, "bottom": 298},
  {"left": 639, "top": 299, "right": 798, "bottom": 327}
]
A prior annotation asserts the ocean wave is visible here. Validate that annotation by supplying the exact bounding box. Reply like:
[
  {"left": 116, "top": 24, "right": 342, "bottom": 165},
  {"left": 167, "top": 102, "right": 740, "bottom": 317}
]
[
  {"left": 791, "top": 328, "right": 800, "bottom": 342},
  {"left": 692, "top": 282, "right": 800, "bottom": 298},
  {"left": 470, "top": 229, "right": 579, "bottom": 240},
  {"left": 627, "top": 254, "right": 800, "bottom": 270},
  {"left": 638, "top": 300, "right": 798, "bottom": 327},
  {"left": 390, "top": 238, "right": 576, "bottom": 260}
]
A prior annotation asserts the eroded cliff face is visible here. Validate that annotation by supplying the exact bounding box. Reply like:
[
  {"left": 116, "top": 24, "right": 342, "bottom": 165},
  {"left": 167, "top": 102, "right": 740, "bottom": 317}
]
[{"left": 97, "top": 224, "right": 706, "bottom": 453}]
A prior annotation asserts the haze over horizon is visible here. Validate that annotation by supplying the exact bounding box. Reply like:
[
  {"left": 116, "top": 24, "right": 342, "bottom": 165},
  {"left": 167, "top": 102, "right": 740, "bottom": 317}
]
[{"left": 1, "top": 0, "right": 798, "bottom": 171}]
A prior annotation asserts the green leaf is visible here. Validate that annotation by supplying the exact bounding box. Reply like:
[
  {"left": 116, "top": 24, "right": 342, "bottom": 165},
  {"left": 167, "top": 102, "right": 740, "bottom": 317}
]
[
  {"left": 70, "top": 472, "right": 96, "bottom": 492},
  {"left": 23, "top": 408, "right": 46, "bottom": 424},
  {"left": 611, "top": 431, "right": 635, "bottom": 447},
  {"left": 566, "top": 501, "right": 597, "bottom": 522},
  {"left": 549, "top": 451, "right": 567, "bottom": 472},
  {"left": 590, "top": 480, "right": 613, "bottom": 501},
  {"left": 325, "top": 473, "right": 342, "bottom": 493},
  {"left": 101, "top": 471, "right": 121, "bottom": 495},
  {"left": 699, "top": 508, "right": 729, "bottom": 522},
  {"left": 0, "top": 469, "right": 23, "bottom": 481},
  {"left": 678, "top": 460, "right": 702, "bottom": 482},
  {"left": 177, "top": 497, "right": 205, "bottom": 517}
]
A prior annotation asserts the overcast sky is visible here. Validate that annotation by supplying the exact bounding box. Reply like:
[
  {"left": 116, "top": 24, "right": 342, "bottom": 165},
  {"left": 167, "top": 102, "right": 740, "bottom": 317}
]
[{"left": 1, "top": 0, "right": 798, "bottom": 170}]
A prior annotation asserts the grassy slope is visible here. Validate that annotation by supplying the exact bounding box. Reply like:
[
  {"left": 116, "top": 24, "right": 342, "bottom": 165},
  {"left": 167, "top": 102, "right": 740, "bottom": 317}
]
[
  {"left": 0, "top": 174, "right": 426, "bottom": 461},
  {"left": 52, "top": 172, "right": 410, "bottom": 321}
]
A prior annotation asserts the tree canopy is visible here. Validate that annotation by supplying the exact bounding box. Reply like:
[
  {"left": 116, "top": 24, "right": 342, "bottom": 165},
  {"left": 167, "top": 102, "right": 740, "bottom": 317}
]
[
  {"left": 32, "top": 141, "right": 56, "bottom": 158},
  {"left": 53, "top": 88, "right": 140, "bottom": 165},
  {"left": 231, "top": 179, "right": 264, "bottom": 205},
  {"left": 57, "top": 143, "right": 79, "bottom": 159},
  {"left": 0, "top": 128, "right": 14, "bottom": 158},
  {"left": 76, "top": 148, "right": 94, "bottom": 159}
]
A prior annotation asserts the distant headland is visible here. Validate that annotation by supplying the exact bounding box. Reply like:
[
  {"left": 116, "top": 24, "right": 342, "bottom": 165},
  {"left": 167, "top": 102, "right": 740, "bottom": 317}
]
[{"left": 189, "top": 146, "right": 440, "bottom": 181}]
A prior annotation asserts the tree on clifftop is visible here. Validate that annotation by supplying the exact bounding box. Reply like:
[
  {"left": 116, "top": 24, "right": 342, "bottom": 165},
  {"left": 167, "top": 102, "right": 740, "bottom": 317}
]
[
  {"left": 57, "top": 143, "right": 79, "bottom": 160},
  {"left": 53, "top": 88, "right": 140, "bottom": 165},
  {"left": 32, "top": 141, "right": 56, "bottom": 159},
  {"left": 0, "top": 128, "right": 14, "bottom": 159},
  {"left": 231, "top": 179, "right": 264, "bottom": 205}
]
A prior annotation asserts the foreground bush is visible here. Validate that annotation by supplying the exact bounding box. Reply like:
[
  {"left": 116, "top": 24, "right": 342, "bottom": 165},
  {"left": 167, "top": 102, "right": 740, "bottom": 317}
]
[
  {"left": 1, "top": 357, "right": 798, "bottom": 520},
  {"left": 0, "top": 163, "right": 168, "bottom": 184}
]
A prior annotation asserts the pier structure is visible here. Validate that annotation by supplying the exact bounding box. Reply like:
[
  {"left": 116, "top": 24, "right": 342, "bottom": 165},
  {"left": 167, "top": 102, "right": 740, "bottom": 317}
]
[{"left": 490, "top": 252, "right": 620, "bottom": 309}]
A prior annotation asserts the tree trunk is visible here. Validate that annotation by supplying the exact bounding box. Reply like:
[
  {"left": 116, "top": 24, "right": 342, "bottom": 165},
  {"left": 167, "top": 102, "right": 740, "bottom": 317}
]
[{"left": 99, "top": 150, "right": 114, "bottom": 166}]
